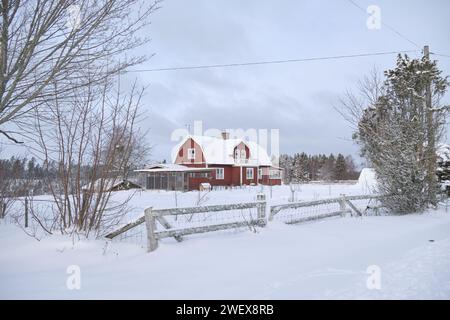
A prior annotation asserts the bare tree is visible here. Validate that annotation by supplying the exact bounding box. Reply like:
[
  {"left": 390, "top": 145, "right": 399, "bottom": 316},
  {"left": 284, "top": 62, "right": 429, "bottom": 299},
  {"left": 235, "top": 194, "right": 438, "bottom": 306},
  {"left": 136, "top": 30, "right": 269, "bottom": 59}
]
[
  {"left": 0, "top": 0, "right": 160, "bottom": 143},
  {"left": 335, "top": 67, "right": 385, "bottom": 130},
  {"left": 101, "top": 123, "right": 151, "bottom": 179},
  {"left": 33, "top": 77, "right": 145, "bottom": 236}
]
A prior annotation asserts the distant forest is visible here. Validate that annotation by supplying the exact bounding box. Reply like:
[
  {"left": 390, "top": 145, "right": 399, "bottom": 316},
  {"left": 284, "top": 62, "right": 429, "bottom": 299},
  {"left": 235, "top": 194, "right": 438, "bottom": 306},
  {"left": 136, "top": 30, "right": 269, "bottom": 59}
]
[
  {"left": 0, "top": 156, "right": 139, "bottom": 197},
  {"left": 0, "top": 157, "right": 69, "bottom": 196},
  {"left": 279, "top": 153, "right": 360, "bottom": 183},
  {"left": 0, "top": 157, "right": 56, "bottom": 180}
]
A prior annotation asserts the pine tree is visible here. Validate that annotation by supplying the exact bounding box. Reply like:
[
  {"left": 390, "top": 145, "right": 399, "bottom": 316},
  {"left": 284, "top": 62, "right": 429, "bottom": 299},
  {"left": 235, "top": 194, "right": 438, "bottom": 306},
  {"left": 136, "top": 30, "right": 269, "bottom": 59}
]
[
  {"left": 279, "top": 154, "right": 294, "bottom": 183},
  {"left": 334, "top": 154, "right": 347, "bottom": 180},
  {"left": 437, "top": 145, "right": 450, "bottom": 194},
  {"left": 319, "top": 154, "right": 335, "bottom": 181},
  {"left": 344, "top": 155, "right": 359, "bottom": 179},
  {"left": 355, "top": 54, "right": 449, "bottom": 213}
]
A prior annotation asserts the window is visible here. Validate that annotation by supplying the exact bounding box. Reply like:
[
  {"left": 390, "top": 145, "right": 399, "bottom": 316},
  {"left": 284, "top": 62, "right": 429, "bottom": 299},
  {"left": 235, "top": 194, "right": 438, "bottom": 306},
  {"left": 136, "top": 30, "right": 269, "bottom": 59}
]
[
  {"left": 258, "top": 168, "right": 263, "bottom": 179},
  {"left": 187, "top": 148, "right": 195, "bottom": 160},
  {"left": 246, "top": 168, "right": 254, "bottom": 180},
  {"left": 269, "top": 170, "right": 281, "bottom": 179},
  {"left": 234, "top": 149, "right": 240, "bottom": 159},
  {"left": 240, "top": 149, "right": 246, "bottom": 159},
  {"left": 215, "top": 168, "right": 224, "bottom": 180}
]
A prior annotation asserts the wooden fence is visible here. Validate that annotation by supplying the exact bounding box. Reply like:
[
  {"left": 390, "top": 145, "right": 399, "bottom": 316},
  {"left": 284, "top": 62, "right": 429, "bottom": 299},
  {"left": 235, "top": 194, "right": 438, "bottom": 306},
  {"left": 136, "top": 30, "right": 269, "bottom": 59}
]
[
  {"left": 269, "top": 194, "right": 386, "bottom": 224},
  {"left": 105, "top": 194, "right": 386, "bottom": 252},
  {"left": 106, "top": 194, "right": 266, "bottom": 252}
]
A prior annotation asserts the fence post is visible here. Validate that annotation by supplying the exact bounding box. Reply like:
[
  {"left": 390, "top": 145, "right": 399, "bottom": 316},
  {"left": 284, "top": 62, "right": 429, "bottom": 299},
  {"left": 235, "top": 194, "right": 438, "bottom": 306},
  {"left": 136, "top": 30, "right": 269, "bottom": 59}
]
[
  {"left": 144, "top": 207, "right": 158, "bottom": 252},
  {"left": 257, "top": 193, "right": 266, "bottom": 227},
  {"left": 0, "top": 201, "right": 4, "bottom": 219},
  {"left": 25, "top": 197, "right": 29, "bottom": 228},
  {"left": 339, "top": 194, "right": 347, "bottom": 217}
]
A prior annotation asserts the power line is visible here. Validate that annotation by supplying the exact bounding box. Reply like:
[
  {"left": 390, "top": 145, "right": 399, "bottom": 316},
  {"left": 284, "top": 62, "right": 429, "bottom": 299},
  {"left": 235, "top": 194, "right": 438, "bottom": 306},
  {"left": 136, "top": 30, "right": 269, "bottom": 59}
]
[
  {"left": 346, "top": 0, "right": 422, "bottom": 49},
  {"left": 126, "top": 50, "right": 419, "bottom": 73},
  {"left": 433, "top": 52, "right": 450, "bottom": 58}
]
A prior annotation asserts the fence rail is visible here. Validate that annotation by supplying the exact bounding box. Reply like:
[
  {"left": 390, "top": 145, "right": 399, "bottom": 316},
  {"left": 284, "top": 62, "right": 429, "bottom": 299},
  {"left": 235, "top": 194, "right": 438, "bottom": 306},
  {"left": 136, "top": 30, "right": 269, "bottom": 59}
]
[{"left": 269, "top": 194, "right": 386, "bottom": 221}]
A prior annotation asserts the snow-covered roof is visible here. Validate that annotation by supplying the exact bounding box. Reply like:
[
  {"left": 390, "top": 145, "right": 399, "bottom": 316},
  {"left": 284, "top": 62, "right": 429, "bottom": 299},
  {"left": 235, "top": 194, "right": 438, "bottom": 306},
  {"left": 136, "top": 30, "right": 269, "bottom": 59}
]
[
  {"left": 82, "top": 178, "right": 140, "bottom": 192},
  {"left": 171, "top": 135, "right": 274, "bottom": 166},
  {"left": 358, "top": 168, "right": 378, "bottom": 194},
  {"left": 135, "top": 163, "right": 212, "bottom": 173},
  {"left": 437, "top": 144, "right": 450, "bottom": 163}
]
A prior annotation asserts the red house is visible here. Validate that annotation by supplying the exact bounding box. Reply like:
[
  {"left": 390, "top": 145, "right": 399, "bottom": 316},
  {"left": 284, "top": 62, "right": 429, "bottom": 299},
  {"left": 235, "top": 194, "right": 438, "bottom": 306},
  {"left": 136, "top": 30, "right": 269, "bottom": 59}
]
[{"left": 137, "top": 132, "right": 282, "bottom": 191}]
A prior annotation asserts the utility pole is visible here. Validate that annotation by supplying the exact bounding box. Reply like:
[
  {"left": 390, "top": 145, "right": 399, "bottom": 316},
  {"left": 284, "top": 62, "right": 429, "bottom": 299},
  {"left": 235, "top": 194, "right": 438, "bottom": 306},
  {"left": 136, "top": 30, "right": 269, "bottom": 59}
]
[{"left": 424, "top": 45, "right": 437, "bottom": 206}]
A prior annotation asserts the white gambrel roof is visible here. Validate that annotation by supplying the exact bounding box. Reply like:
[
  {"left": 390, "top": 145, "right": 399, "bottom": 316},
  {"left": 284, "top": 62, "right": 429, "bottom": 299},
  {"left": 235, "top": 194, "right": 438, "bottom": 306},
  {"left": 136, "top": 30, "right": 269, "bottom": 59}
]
[{"left": 171, "top": 135, "right": 274, "bottom": 166}]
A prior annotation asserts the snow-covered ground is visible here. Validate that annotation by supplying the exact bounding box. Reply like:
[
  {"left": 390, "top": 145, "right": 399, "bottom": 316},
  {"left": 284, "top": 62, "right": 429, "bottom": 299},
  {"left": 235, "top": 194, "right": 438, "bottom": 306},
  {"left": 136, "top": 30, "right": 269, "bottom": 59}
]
[{"left": 1, "top": 183, "right": 450, "bottom": 299}]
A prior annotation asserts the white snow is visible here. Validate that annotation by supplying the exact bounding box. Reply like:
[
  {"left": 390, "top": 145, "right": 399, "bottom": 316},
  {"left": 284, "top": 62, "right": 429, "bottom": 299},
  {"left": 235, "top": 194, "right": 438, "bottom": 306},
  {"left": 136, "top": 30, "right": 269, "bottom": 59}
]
[
  {"left": 1, "top": 183, "right": 450, "bottom": 299},
  {"left": 1, "top": 209, "right": 450, "bottom": 299},
  {"left": 358, "top": 168, "right": 378, "bottom": 194},
  {"left": 437, "top": 144, "right": 450, "bottom": 163}
]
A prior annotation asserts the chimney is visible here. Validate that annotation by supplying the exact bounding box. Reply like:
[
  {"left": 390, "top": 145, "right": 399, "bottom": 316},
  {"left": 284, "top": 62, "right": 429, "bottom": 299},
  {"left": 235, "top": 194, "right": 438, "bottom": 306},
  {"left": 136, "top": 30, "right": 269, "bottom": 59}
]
[{"left": 221, "top": 131, "right": 229, "bottom": 140}]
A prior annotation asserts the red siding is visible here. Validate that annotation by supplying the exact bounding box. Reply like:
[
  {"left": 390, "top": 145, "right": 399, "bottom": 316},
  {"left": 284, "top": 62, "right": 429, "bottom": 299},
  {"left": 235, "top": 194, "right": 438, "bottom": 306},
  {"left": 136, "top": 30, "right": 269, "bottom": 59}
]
[
  {"left": 209, "top": 165, "right": 234, "bottom": 186},
  {"left": 175, "top": 138, "right": 205, "bottom": 164}
]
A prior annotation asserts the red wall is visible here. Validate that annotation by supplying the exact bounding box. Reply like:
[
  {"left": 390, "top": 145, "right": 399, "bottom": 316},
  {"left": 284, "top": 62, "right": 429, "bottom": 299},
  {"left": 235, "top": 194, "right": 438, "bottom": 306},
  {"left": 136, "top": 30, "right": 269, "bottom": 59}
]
[
  {"left": 175, "top": 138, "right": 205, "bottom": 164},
  {"left": 181, "top": 164, "right": 281, "bottom": 190},
  {"left": 209, "top": 165, "right": 234, "bottom": 186}
]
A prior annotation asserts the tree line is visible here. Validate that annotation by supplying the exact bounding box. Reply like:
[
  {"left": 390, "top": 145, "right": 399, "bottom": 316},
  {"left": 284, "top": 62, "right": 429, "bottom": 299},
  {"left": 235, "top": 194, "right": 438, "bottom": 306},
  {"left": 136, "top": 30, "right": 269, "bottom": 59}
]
[
  {"left": 0, "top": 157, "right": 55, "bottom": 180},
  {"left": 0, "top": 153, "right": 145, "bottom": 196},
  {"left": 279, "top": 153, "right": 360, "bottom": 183}
]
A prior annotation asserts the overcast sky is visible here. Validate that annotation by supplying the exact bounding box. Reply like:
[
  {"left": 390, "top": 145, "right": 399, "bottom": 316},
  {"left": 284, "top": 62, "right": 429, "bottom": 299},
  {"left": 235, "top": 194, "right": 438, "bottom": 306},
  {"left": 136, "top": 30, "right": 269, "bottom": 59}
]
[{"left": 4, "top": 0, "right": 450, "bottom": 165}]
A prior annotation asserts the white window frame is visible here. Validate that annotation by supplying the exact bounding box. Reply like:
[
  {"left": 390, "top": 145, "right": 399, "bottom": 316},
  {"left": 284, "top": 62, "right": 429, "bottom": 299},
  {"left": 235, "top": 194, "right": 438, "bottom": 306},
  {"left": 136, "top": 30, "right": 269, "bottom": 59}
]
[
  {"left": 215, "top": 168, "right": 224, "bottom": 180},
  {"left": 246, "top": 168, "right": 254, "bottom": 180},
  {"left": 240, "top": 149, "right": 246, "bottom": 159},
  {"left": 187, "top": 148, "right": 196, "bottom": 160},
  {"left": 269, "top": 169, "right": 281, "bottom": 179}
]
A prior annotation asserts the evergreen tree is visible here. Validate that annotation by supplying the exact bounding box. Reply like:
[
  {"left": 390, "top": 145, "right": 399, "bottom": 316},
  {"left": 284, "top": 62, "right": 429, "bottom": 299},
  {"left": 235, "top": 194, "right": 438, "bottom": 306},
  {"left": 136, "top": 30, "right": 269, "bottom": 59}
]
[
  {"left": 334, "top": 154, "right": 347, "bottom": 180},
  {"left": 344, "top": 155, "right": 359, "bottom": 180},
  {"left": 279, "top": 154, "right": 294, "bottom": 183},
  {"left": 355, "top": 54, "right": 449, "bottom": 213},
  {"left": 292, "top": 152, "right": 309, "bottom": 182},
  {"left": 319, "top": 154, "right": 335, "bottom": 180}
]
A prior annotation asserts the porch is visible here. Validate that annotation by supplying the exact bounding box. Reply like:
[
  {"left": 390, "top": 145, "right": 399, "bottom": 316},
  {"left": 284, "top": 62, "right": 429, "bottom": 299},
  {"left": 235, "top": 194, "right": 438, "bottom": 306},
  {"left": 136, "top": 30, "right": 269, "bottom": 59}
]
[{"left": 135, "top": 164, "right": 213, "bottom": 191}]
